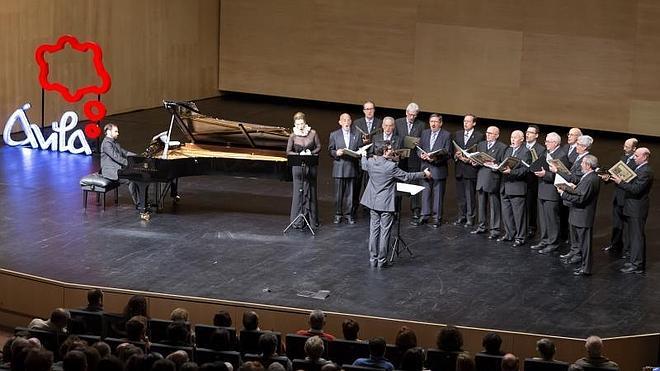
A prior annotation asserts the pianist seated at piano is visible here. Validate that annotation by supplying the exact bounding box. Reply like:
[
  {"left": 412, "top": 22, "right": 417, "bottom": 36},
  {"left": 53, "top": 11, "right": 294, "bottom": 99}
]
[
  {"left": 287, "top": 112, "right": 321, "bottom": 228},
  {"left": 100, "top": 123, "right": 140, "bottom": 207}
]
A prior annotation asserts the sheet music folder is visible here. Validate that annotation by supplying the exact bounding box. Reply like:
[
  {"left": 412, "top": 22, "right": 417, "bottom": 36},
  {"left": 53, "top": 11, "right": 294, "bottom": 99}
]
[{"left": 287, "top": 154, "right": 318, "bottom": 167}]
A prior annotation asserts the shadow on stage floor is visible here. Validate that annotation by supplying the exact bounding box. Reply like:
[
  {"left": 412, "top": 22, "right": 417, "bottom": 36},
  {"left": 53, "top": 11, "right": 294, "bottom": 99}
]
[{"left": 0, "top": 93, "right": 658, "bottom": 339}]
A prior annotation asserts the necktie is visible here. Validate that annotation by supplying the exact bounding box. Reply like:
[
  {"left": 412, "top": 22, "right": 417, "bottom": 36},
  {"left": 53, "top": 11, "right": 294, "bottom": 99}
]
[
  {"left": 487, "top": 142, "right": 493, "bottom": 150},
  {"left": 407, "top": 122, "right": 413, "bottom": 135},
  {"left": 384, "top": 134, "right": 391, "bottom": 141},
  {"left": 569, "top": 145, "right": 575, "bottom": 155},
  {"left": 464, "top": 132, "right": 470, "bottom": 145},
  {"left": 366, "top": 120, "right": 372, "bottom": 133},
  {"left": 511, "top": 147, "right": 517, "bottom": 157},
  {"left": 343, "top": 130, "right": 350, "bottom": 148},
  {"left": 430, "top": 132, "right": 438, "bottom": 149}
]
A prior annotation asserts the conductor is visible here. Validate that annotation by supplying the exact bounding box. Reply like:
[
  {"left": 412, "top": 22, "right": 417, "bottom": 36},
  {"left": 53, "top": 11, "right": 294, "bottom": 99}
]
[{"left": 360, "top": 138, "right": 431, "bottom": 268}]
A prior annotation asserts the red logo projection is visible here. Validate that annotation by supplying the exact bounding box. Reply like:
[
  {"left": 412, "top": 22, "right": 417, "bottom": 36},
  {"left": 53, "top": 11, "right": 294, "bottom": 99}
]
[{"left": 35, "top": 35, "right": 112, "bottom": 139}]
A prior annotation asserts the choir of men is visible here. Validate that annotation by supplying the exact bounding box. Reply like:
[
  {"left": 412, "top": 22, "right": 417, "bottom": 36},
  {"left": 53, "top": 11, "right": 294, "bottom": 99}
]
[{"left": 328, "top": 105, "right": 652, "bottom": 275}]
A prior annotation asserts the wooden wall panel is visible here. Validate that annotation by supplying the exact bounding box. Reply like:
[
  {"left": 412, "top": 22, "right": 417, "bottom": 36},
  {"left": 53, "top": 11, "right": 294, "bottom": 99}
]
[
  {"left": 0, "top": 0, "right": 219, "bottom": 134},
  {"left": 219, "top": 0, "right": 660, "bottom": 136},
  {"left": 414, "top": 23, "right": 523, "bottom": 118}
]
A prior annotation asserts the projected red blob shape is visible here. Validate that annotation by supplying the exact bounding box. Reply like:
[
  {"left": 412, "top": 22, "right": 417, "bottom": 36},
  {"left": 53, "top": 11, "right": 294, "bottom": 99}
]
[{"left": 35, "top": 35, "right": 112, "bottom": 139}]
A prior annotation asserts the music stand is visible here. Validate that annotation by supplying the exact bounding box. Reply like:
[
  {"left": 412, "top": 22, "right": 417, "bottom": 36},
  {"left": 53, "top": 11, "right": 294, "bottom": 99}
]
[
  {"left": 283, "top": 154, "right": 319, "bottom": 236},
  {"left": 390, "top": 182, "right": 425, "bottom": 262}
]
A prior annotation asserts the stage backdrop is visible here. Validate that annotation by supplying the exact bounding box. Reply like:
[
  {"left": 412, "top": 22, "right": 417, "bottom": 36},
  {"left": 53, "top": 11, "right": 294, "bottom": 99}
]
[
  {"left": 0, "top": 0, "right": 219, "bottom": 134},
  {"left": 218, "top": 0, "right": 660, "bottom": 137}
]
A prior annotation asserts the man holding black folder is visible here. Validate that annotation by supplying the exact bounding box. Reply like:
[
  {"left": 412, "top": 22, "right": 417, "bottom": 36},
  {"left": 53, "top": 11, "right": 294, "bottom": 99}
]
[
  {"left": 499, "top": 130, "right": 531, "bottom": 247},
  {"left": 472, "top": 126, "right": 507, "bottom": 239},
  {"left": 353, "top": 101, "right": 383, "bottom": 215},
  {"left": 525, "top": 125, "right": 546, "bottom": 238},
  {"left": 532, "top": 132, "right": 569, "bottom": 254},
  {"left": 453, "top": 114, "right": 484, "bottom": 227},
  {"left": 394, "top": 103, "right": 425, "bottom": 221},
  {"left": 329, "top": 113, "right": 361, "bottom": 224},
  {"left": 414, "top": 114, "right": 452, "bottom": 228}
]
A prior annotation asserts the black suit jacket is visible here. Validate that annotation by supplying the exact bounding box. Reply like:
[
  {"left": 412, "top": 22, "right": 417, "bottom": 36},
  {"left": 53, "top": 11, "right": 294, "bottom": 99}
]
[
  {"left": 418, "top": 128, "right": 452, "bottom": 180},
  {"left": 500, "top": 146, "right": 532, "bottom": 196},
  {"left": 475, "top": 140, "right": 507, "bottom": 193},
  {"left": 616, "top": 163, "right": 653, "bottom": 218},
  {"left": 353, "top": 117, "right": 383, "bottom": 139},
  {"left": 561, "top": 144, "right": 579, "bottom": 167},
  {"left": 613, "top": 154, "right": 636, "bottom": 206},
  {"left": 454, "top": 129, "right": 484, "bottom": 179},
  {"left": 394, "top": 118, "right": 425, "bottom": 170},
  {"left": 538, "top": 148, "right": 569, "bottom": 201},
  {"left": 561, "top": 172, "right": 600, "bottom": 228}
]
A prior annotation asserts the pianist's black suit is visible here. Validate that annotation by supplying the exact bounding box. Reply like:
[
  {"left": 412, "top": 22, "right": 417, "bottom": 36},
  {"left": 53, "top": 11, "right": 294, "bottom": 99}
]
[{"left": 101, "top": 137, "right": 139, "bottom": 205}]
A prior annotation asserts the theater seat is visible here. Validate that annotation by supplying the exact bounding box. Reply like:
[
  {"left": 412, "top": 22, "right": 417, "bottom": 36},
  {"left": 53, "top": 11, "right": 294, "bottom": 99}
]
[
  {"left": 194, "top": 348, "right": 242, "bottom": 369},
  {"left": 475, "top": 353, "right": 504, "bottom": 371},
  {"left": 327, "top": 339, "right": 370, "bottom": 366},
  {"left": 80, "top": 172, "right": 119, "bottom": 210},
  {"left": 523, "top": 359, "right": 570, "bottom": 371}
]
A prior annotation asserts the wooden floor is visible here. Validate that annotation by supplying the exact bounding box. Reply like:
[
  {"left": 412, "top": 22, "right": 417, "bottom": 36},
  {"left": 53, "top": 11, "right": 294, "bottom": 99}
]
[{"left": 1, "top": 93, "right": 659, "bottom": 339}]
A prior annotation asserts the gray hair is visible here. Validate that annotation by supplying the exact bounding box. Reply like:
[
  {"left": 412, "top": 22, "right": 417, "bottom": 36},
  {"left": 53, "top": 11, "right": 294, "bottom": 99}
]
[
  {"left": 546, "top": 132, "right": 561, "bottom": 144},
  {"left": 577, "top": 135, "right": 593, "bottom": 149},
  {"left": 406, "top": 102, "right": 419, "bottom": 114},
  {"left": 582, "top": 154, "right": 598, "bottom": 169},
  {"left": 382, "top": 116, "right": 395, "bottom": 125}
]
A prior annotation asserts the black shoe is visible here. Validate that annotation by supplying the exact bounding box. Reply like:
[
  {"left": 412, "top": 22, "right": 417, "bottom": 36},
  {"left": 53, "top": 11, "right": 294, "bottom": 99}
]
[
  {"left": 370, "top": 260, "right": 378, "bottom": 268},
  {"left": 559, "top": 252, "right": 575, "bottom": 259},
  {"left": 539, "top": 246, "right": 558, "bottom": 254},
  {"left": 347, "top": 217, "right": 356, "bottom": 225},
  {"left": 471, "top": 227, "right": 487, "bottom": 234},
  {"left": 512, "top": 239, "right": 525, "bottom": 247},
  {"left": 530, "top": 243, "right": 546, "bottom": 250},
  {"left": 453, "top": 217, "right": 467, "bottom": 226},
  {"left": 527, "top": 229, "right": 536, "bottom": 238},
  {"left": 411, "top": 218, "right": 427, "bottom": 226},
  {"left": 487, "top": 233, "right": 500, "bottom": 240},
  {"left": 333, "top": 216, "right": 342, "bottom": 224},
  {"left": 620, "top": 266, "right": 644, "bottom": 274},
  {"left": 568, "top": 255, "right": 582, "bottom": 264},
  {"left": 377, "top": 262, "right": 392, "bottom": 269},
  {"left": 496, "top": 236, "right": 512, "bottom": 242}
]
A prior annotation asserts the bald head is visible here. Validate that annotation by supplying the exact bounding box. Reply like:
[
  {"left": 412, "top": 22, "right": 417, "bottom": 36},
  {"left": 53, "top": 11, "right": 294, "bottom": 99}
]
[
  {"left": 585, "top": 336, "right": 603, "bottom": 357},
  {"left": 633, "top": 147, "right": 651, "bottom": 166},
  {"left": 338, "top": 113, "right": 352, "bottom": 130},
  {"left": 623, "top": 138, "right": 638, "bottom": 156},
  {"left": 501, "top": 353, "right": 519, "bottom": 371},
  {"left": 485, "top": 126, "right": 500, "bottom": 141},
  {"left": 567, "top": 128, "right": 582, "bottom": 145}
]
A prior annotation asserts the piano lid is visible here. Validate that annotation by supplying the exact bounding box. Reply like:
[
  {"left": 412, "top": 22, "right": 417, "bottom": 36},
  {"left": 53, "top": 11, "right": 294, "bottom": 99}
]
[{"left": 171, "top": 102, "right": 291, "bottom": 150}]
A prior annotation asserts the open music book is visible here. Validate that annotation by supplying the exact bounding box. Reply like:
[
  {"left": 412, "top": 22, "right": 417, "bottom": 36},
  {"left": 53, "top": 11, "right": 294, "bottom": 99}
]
[
  {"left": 485, "top": 156, "right": 521, "bottom": 172},
  {"left": 521, "top": 157, "right": 546, "bottom": 172},
  {"left": 396, "top": 182, "right": 425, "bottom": 195},
  {"left": 549, "top": 158, "right": 570, "bottom": 175},
  {"left": 416, "top": 146, "right": 449, "bottom": 160},
  {"left": 554, "top": 173, "right": 577, "bottom": 193},
  {"left": 608, "top": 160, "right": 637, "bottom": 183},
  {"left": 342, "top": 143, "right": 374, "bottom": 158}
]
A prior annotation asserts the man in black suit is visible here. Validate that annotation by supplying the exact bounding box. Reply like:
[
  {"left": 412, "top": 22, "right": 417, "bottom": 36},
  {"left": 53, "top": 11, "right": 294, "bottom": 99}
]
[
  {"left": 453, "top": 114, "right": 484, "bottom": 227},
  {"left": 600, "top": 138, "right": 637, "bottom": 255},
  {"left": 499, "top": 130, "right": 532, "bottom": 247},
  {"left": 394, "top": 103, "right": 425, "bottom": 221},
  {"left": 561, "top": 127, "right": 582, "bottom": 167},
  {"left": 531, "top": 132, "right": 569, "bottom": 254},
  {"left": 611, "top": 147, "right": 653, "bottom": 274},
  {"left": 371, "top": 117, "right": 401, "bottom": 153},
  {"left": 524, "top": 125, "right": 546, "bottom": 238},
  {"left": 471, "top": 126, "right": 507, "bottom": 239},
  {"left": 558, "top": 154, "right": 600, "bottom": 276},
  {"left": 328, "top": 113, "right": 361, "bottom": 224},
  {"left": 414, "top": 114, "right": 452, "bottom": 228},
  {"left": 353, "top": 101, "right": 383, "bottom": 215},
  {"left": 552, "top": 135, "right": 593, "bottom": 264}
]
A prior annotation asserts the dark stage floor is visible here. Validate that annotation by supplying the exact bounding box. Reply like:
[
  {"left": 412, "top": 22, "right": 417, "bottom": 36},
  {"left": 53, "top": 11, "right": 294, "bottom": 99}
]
[{"left": 1, "top": 94, "right": 659, "bottom": 339}]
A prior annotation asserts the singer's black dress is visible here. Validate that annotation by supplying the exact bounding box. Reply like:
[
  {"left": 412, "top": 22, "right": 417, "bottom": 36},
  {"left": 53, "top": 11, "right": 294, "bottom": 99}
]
[{"left": 286, "top": 130, "right": 321, "bottom": 227}]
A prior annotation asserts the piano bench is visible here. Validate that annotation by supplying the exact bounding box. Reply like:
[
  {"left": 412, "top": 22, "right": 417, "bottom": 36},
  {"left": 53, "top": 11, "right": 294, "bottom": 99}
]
[{"left": 80, "top": 173, "right": 120, "bottom": 211}]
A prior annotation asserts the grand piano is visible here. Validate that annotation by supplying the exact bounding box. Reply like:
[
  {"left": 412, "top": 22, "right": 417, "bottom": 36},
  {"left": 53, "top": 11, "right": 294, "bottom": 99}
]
[{"left": 118, "top": 101, "right": 291, "bottom": 220}]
